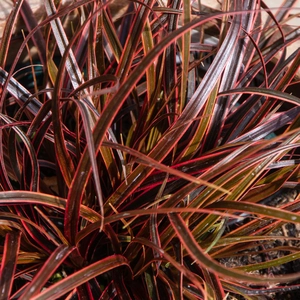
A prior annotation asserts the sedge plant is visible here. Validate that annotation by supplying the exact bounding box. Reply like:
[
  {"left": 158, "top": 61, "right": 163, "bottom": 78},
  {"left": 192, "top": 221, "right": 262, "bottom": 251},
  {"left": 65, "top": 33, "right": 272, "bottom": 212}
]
[{"left": 0, "top": 0, "right": 299, "bottom": 299}]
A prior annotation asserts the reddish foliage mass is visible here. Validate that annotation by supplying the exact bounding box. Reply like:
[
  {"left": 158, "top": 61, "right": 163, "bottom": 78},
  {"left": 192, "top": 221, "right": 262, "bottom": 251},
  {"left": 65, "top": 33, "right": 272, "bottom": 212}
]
[{"left": 0, "top": 0, "right": 299, "bottom": 298}]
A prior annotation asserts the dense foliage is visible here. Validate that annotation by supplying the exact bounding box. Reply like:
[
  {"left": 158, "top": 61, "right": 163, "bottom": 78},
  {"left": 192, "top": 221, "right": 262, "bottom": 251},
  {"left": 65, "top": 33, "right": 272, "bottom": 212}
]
[{"left": 0, "top": 0, "right": 299, "bottom": 299}]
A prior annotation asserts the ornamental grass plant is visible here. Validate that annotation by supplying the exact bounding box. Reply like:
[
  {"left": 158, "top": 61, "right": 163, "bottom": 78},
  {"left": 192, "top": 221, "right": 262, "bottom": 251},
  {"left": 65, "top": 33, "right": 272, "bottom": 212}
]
[{"left": 0, "top": 0, "right": 300, "bottom": 299}]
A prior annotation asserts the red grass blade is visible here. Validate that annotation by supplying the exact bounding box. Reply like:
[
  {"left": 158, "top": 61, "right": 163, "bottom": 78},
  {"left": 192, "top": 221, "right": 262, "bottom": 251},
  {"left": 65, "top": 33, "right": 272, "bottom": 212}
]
[{"left": 0, "top": 231, "right": 21, "bottom": 299}]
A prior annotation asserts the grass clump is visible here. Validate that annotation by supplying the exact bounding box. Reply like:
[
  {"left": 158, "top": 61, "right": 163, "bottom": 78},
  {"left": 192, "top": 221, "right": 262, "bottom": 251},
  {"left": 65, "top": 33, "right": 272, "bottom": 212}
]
[{"left": 0, "top": 0, "right": 299, "bottom": 299}]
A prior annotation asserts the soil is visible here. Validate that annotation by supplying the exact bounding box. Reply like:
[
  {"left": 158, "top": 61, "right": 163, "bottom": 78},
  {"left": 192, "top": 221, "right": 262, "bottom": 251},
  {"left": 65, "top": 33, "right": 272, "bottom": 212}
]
[{"left": 220, "top": 188, "right": 300, "bottom": 300}]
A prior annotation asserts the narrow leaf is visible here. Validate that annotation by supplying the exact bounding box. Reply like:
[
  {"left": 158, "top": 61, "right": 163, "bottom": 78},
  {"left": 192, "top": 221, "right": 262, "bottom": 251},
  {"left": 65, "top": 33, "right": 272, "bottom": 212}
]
[
  {"left": 31, "top": 255, "right": 129, "bottom": 300},
  {"left": 0, "top": 231, "right": 21, "bottom": 299},
  {"left": 168, "top": 213, "right": 300, "bottom": 284},
  {"left": 20, "top": 245, "right": 74, "bottom": 299}
]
